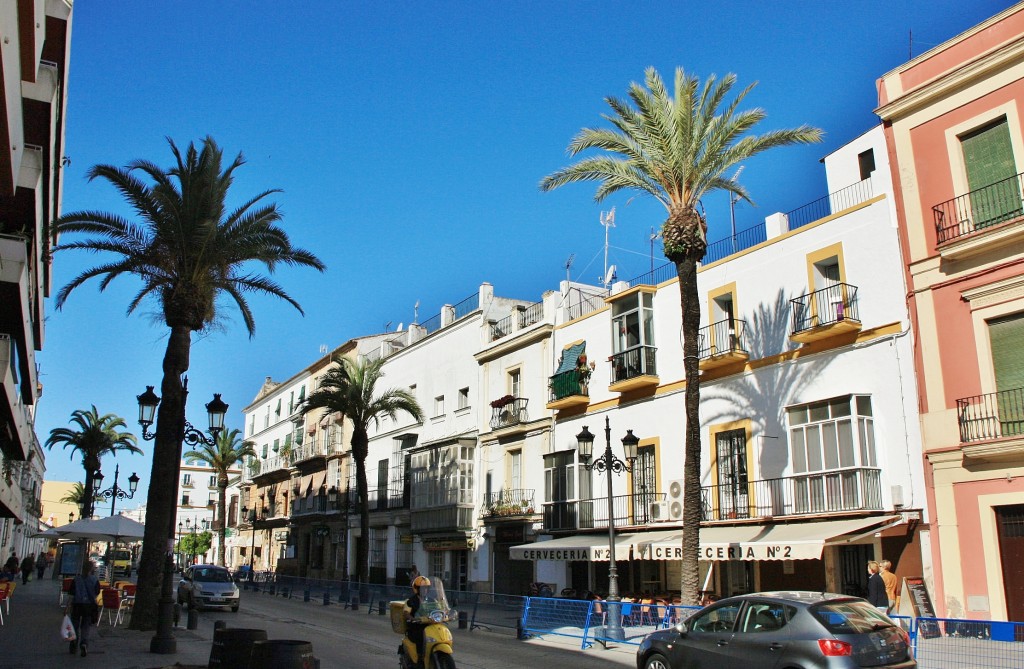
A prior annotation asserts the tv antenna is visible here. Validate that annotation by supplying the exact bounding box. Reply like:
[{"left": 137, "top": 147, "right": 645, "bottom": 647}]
[
  {"left": 384, "top": 321, "right": 392, "bottom": 332},
  {"left": 564, "top": 253, "right": 575, "bottom": 288},
  {"left": 413, "top": 300, "right": 420, "bottom": 324},
  {"left": 729, "top": 166, "right": 745, "bottom": 252},
  {"left": 600, "top": 208, "right": 616, "bottom": 288},
  {"left": 319, "top": 344, "right": 328, "bottom": 354}
]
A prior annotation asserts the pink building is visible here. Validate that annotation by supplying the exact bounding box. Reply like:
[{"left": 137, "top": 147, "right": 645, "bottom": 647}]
[{"left": 877, "top": 5, "right": 1024, "bottom": 622}]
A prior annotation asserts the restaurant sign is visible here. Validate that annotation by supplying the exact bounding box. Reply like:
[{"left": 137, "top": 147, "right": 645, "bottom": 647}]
[
  {"left": 636, "top": 540, "right": 821, "bottom": 561},
  {"left": 423, "top": 537, "right": 470, "bottom": 551}
]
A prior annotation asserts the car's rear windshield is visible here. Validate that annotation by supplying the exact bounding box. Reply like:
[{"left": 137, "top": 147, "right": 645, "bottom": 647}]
[
  {"left": 194, "top": 569, "right": 231, "bottom": 582},
  {"left": 811, "top": 600, "right": 892, "bottom": 634},
  {"left": 112, "top": 551, "right": 131, "bottom": 560}
]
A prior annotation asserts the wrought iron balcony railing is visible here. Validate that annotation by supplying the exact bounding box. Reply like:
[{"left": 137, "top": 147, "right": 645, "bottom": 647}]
[
  {"left": 543, "top": 492, "right": 667, "bottom": 531},
  {"left": 482, "top": 489, "right": 536, "bottom": 517},
  {"left": 790, "top": 283, "right": 860, "bottom": 335},
  {"left": 490, "top": 302, "right": 544, "bottom": 341},
  {"left": 697, "top": 318, "right": 749, "bottom": 359},
  {"left": 700, "top": 467, "right": 883, "bottom": 520},
  {"left": 365, "top": 486, "right": 411, "bottom": 511},
  {"left": 549, "top": 368, "right": 589, "bottom": 402},
  {"left": 957, "top": 387, "right": 1024, "bottom": 443},
  {"left": 610, "top": 345, "right": 657, "bottom": 384},
  {"left": 489, "top": 397, "right": 529, "bottom": 430},
  {"left": 934, "top": 171, "right": 1024, "bottom": 243}
]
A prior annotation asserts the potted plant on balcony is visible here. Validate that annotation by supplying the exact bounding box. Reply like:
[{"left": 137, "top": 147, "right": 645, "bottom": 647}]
[
  {"left": 576, "top": 355, "right": 596, "bottom": 394},
  {"left": 490, "top": 395, "right": 515, "bottom": 409}
]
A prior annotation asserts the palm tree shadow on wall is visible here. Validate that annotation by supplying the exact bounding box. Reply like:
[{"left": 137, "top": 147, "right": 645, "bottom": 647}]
[{"left": 701, "top": 290, "right": 834, "bottom": 516}]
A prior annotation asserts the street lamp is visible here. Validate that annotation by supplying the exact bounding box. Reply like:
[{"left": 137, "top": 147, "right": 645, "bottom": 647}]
[
  {"left": 576, "top": 415, "right": 639, "bottom": 642},
  {"left": 137, "top": 384, "right": 227, "bottom": 655},
  {"left": 241, "top": 506, "right": 258, "bottom": 578},
  {"left": 94, "top": 464, "right": 141, "bottom": 517}
]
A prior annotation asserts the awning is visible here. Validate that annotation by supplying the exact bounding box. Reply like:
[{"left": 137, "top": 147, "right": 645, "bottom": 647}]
[
  {"left": 554, "top": 341, "right": 586, "bottom": 375},
  {"left": 308, "top": 470, "right": 327, "bottom": 494},
  {"left": 634, "top": 515, "right": 903, "bottom": 561},
  {"left": 510, "top": 533, "right": 631, "bottom": 562}
]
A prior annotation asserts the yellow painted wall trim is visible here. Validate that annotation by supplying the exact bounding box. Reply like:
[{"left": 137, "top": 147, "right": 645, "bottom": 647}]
[
  {"left": 553, "top": 305, "right": 610, "bottom": 330},
  {"left": 604, "top": 284, "right": 657, "bottom": 304}
]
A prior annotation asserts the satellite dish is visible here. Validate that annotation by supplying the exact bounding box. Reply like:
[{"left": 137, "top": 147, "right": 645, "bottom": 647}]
[{"left": 604, "top": 264, "right": 617, "bottom": 286}]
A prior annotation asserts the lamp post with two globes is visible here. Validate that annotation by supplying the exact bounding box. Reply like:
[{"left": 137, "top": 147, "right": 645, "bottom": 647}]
[
  {"left": 576, "top": 415, "right": 639, "bottom": 643},
  {"left": 136, "top": 384, "right": 228, "bottom": 655}
]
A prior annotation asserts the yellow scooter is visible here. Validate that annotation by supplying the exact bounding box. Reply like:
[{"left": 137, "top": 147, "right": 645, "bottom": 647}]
[{"left": 390, "top": 576, "right": 456, "bottom": 669}]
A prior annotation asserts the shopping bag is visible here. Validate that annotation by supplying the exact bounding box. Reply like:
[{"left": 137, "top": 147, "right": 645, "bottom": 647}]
[{"left": 61, "top": 614, "right": 76, "bottom": 641}]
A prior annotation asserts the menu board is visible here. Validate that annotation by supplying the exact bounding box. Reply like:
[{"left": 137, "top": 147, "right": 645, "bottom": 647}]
[
  {"left": 903, "top": 577, "right": 940, "bottom": 638},
  {"left": 59, "top": 543, "right": 83, "bottom": 576}
]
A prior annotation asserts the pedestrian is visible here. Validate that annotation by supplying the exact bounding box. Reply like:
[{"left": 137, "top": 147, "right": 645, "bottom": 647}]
[
  {"left": 0, "top": 563, "right": 16, "bottom": 582},
  {"left": 36, "top": 552, "right": 47, "bottom": 579},
  {"left": 68, "top": 560, "right": 100, "bottom": 657},
  {"left": 19, "top": 554, "right": 34, "bottom": 584},
  {"left": 866, "top": 561, "right": 888, "bottom": 611},
  {"left": 5, "top": 553, "right": 18, "bottom": 572},
  {"left": 879, "top": 559, "right": 899, "bottom": 614}
]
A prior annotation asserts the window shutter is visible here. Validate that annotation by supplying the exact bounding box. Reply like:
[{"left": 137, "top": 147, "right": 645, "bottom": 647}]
[{"left": 990, "top": 314, "right": 1024, "bottom": 393}]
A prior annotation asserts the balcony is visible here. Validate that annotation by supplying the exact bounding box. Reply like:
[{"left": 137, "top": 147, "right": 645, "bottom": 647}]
[
  {"left": 934, "top": 172, "right": 1024, "bottom": 258},
  {"left": 366, "top": 486, "right": 410, "bottom": 512},
  {"left": 547, "top": 368, "right": 589, "bottom": 410},
  {"left": 608, "top": 346, "right": 659, "bottom": 392},
  {"left": 410, "top": 506, "right": 475, "bottom": 533},
  {"left": 489, "top": 397, "right": 528, "bottom": 431},
  {"left": 490, "top": 301, "right": 544, "bottom": 341},
  {"left": 291, "top": 439, "right": 332, "bottom": 465},
  {"left": 291, "top": 494, "right": 332, "bottom": 517},
  {"left": 482, "top": 489, "right": 536, "bottom": 519},
  {"left": 789, "top": 283, "right": 861, "bottom": 344},
  {"left": 957, "top": 387, "right": 1024, "bottom": 443},
  {"left": 700, "top": 467, "right": 883, "bottom": 521},
  {"left": 698, "top": 319, "right": 749, "bottom": 370},
  {"left": 543, "top": 492, "right": 667, "bottom": 531}
]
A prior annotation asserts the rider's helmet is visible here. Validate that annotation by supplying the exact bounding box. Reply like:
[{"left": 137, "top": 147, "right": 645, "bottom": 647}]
[{"left": 412, "top": 575, "right": 431, "bottom": 595}]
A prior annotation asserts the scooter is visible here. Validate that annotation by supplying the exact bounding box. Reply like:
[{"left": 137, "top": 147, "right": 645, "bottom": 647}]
[{"left": 390, "top": 576, "right": 456, "bottom": 669}]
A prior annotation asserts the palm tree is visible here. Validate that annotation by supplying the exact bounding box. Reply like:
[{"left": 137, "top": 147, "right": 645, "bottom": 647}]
[
  {"left": 184, "top": 428, "right": 256, "bottom": 567},
  {"left": 301, "top": 356, "right": 422, "bottom": 588},
  {"left": 52, "top": 137, "right": 325, "bottom": 630},
  {"left": 45, "top": 406, "right": 142, "bottom": 520},
  {"left": 541, "top": 67, "right": 821, "bottom": 604},
  {"left": 59, "top": 482, "right": 86, "bottom": 506}
]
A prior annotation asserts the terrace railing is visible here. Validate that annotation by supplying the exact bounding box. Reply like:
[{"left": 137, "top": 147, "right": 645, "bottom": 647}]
[
  {"left": 790, "top": 283, "right": 860, "bottom": 335},
  {"left": 934, "top": 172, "right": 1024, "bottom": 243},
  {"left": 543, "top": 492, "right": 667, "bottom": 531},
  {"left": 957, "top": 387, "right": 1024, "bottom": 443},
  {"left": 697, "top": 319, "right": 748, "bottom": 359},
  {"left": 610, "top": 345, "right": 658, "bottom": 383}
]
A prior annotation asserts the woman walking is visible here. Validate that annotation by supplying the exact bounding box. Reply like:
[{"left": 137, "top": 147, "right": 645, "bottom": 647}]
[{"left": 68, "top": 560, "right": 100, "bottom": 656}]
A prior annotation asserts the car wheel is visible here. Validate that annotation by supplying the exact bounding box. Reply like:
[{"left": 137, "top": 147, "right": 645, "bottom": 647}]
[{"left": 644, "top": 653, "right": 671, "bottom": 669}]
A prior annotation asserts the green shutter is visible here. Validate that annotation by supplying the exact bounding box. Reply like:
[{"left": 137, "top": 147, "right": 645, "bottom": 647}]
[
  {"left": 989, "top": 313, "right": 1024, "bottom": 437},
  {"left": 962, "top": 118, "right": 1021, "bottom": 227}
]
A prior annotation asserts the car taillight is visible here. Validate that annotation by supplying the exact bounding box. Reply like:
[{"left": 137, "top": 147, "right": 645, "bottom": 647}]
[
  {"left": 895, "top": 626, "right": 913, "bottom": 654},
  {"left": 817, "top": 639, "right": 852, "bottom": 656}
]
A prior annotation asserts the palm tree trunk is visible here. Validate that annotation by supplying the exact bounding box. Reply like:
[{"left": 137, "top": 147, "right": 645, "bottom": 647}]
[
  {"left": 130, "top": 325, "right": 191, "bottom": 630},
  {"left": 218, "top": 479, "right": 228, "bottom": 567},
  {"left": 353, "top": 429, "right": 370, "bottom": 598},
  {"left": 676, "top": 251, "right": 703, "bottom": 606}
]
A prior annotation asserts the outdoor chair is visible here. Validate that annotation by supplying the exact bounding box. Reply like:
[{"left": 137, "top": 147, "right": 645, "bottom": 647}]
[
  {"left": 59, "top": 577, "right": 74, "bottom": 607},
  {"left": 0, "top": 582, "right": 14, "bottom": 623},
  {"left": 115, "top": 584, "right": 136, "bottom": 625},
  {"left": 99, "top": 588, "right": 121, "bottom": 625}
]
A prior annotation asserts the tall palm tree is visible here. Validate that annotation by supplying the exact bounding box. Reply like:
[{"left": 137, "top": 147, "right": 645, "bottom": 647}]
[
  {"left": 45, "top": 406, "right": 142, "bottom": 520},
  {"left": 59, "top": 482, "right": 85, "bottom": 506},
  {"left": 541, "top": 67, "right": 821, "bottom": 604},
  {"left": 184, "top": 428, "right": 255, "bottom": 567},
  {"left": 301, "top": 356, "right": 422, "bottom": 588},
  {"left": 52, "top": 137, "right": 325, "bottom": 630}
]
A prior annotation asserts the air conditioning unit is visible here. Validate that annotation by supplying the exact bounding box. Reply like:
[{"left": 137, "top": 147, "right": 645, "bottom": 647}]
[
  {"left": 649, "top": 501, "right": 670, "bottom": 522},
  {"left": 667, "top": 479, "right": 685, "bottom": 521}
]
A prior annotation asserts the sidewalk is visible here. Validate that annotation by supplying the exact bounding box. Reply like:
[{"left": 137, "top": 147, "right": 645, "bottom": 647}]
[{"left": 0, "top": 575, "right": 213, "bottom": 669}]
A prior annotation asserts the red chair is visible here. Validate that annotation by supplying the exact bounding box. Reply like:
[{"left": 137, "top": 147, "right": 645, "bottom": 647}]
[
  {"left": 59, "top": 577, "right": 74, "bottom": 607},
  {"left": 99, "top": 588, "right": 121, "bottom": 625}
]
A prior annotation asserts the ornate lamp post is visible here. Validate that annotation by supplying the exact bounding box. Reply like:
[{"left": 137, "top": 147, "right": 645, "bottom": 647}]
[
  {"left": 576, "top": 415, "right": 639, "bottom": 642},
  {"left": 137, "top": 384, "right": 227, "bottom": 655},
  {"left": 94, "top": 464, "right": 141, "bottom": 517}
]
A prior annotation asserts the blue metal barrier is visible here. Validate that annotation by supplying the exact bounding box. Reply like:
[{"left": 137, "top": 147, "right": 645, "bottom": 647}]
[
  {"left": 521, "top": 597, "right": 595, "bottom": 649},
  {"left": 914, "top": 617, "right": 1024, "bottom": 668}
]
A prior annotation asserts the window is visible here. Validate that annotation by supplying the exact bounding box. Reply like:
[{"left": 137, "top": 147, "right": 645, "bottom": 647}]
[
  {"left": 961, "top": 117, "right": 1021, "bottom": 227},
  {"left": 611, "top": 291, "right": 655, "bottom": 354},
  {"left": 458, "top": 387, "right": 470, "bottom": 410},
  {"left": 989, "top": 313, "right": 1024, "bottom": 437},
  {"left": 509, "top": 369, "right": 521, "bottom": 398},
  {"left": 182, "top": 473, "right": 192, "bottom": 487},
  {"left": 273, "top": 438, "right": 280, "bottom": 453},
  {"left": 264, "top": 407, "right": 270, "bottom": 428},
  {"left": 858, "top": 149, "right": 875, "bottom": 181},
  {"left": 208, "top": 493, "right": 217, "bottom": 506},
  {"left": 434, "top": 395, "right": 445, "bottom": 417},
  {"left": 275, "top": 398, "right": 282, "bottom": 416},
  {"left": 716, "top": 430, "right": 749, "bottom": 518},
  {"left": 741, "top": 602, "right": 792, "bottom": 633},
  {"left": 409, "top": 384, "right": 417, "bottom": 398},
  {"left": 690, "top": 602, "right": 742, "bottom": 633},
  {"left": 209, "top": 475, "right": 216, "bottom": 487},
  {"left": 411, "top": 443, "right": 475, "bottom": 508},
  {"left": 543, "top": 451, "right": 590, "bottom": 504},
  {"left": 181, "top": 493, "right": 190, "bottom": 506},
  {"left": 262, "top": 444, "right": 268, "bottom": 459},
  {"left": 631, "top": 444, "right": 657, "bottom": 522},
  {"left": 509, "top": 450, "right": 522, "bottom": 490},
  {"left": 377, "top": 459, "right": 389, "bottom": 509},
  {"left": 249, "top": 416, "right": 255, "bottom": 436},
  {"left": 289, "top": 391, "right": 295, "bottom": 414},
  {"left": 370, "top": 528, "right": 387, "bottom": 569}
]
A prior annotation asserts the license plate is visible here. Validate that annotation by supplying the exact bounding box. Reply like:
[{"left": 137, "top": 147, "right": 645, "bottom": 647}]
[{"left": 210, "top": 597, "right": 224, "bottom": 602}]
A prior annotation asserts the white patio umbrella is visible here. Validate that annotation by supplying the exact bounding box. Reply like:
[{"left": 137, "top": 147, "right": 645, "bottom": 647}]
[
  {"left": 54, "top": 515, "right": 146, "bottom": 542},
  {"left": 29, "top": 526, "right": 62, "bottom": 539}
]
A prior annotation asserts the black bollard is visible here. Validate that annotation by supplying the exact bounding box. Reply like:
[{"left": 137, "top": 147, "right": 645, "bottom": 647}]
[
  {"left": 378, "top": 600, "right": 387, "bottom": 615},
  {"left": 351, "top": 596, "right": 359, "bottom": 611},
  {"left": 173, "top": 603, "right": 181, "bottom": 627},
  {"left": 304, "top": 588, "right": 311, "bottom": 602},
  {"left": 214, "top": 619, "right": 227, "bottom": 632},
  {"left": 458, "top": 610, "right": 468, "bottom": 629},
  {"left": 187, "top": 607, "right": 199, "bottom": 630},
  {"left": 323, "top": 591, "right": 330, "bottom": 606}
]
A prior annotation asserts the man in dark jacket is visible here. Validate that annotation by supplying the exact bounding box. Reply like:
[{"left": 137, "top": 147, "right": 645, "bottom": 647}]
[
  {"left": 69, "top": 561, "right": 100, "bottom": 656},
  {"left": 19, "top": 554, "right": 34, "bottom": 584}
]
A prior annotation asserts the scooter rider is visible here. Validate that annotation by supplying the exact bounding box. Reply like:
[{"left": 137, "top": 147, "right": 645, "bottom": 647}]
[{"left": 404, "top": 575, "right": 430, "bottom": 667}]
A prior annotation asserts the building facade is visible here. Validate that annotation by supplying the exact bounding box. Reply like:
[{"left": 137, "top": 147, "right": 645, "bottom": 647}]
[
  {"left": 0, "top": 0, "right": 72, "bottom": 559},
  {"left": 877, "top": 3, "right": 1024, "bottom": 622}
]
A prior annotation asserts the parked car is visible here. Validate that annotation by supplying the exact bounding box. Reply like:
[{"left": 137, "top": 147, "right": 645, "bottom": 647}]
[
  {"left": 637, "top": 591, "right": 915, "bottom": 669},
  {"left": 108, "top": 549, "right": 133, "bottom": 577},
  {"left": 176, "top": 564, "right": 240, "bottom": 612}
]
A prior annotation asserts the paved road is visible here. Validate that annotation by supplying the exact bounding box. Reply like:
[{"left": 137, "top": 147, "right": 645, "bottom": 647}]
[{"left": 230, "top": 586, "right": 637, "bottom": 669}]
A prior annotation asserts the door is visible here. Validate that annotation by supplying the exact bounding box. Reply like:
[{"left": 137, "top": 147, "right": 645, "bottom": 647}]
[
  {"left": 997, "top": 505, "right": 1024, "bottom": 623},
  {"left": 674, "top": 601, "right": 743, "bottom": 669},
  {"left": 962, "top": 118, "right": 1021, "bottom": 228},
  {"left": 840, "top": 544, "right": 872, "bottom": 597},
  {"left": 716, "top": 430, "right": 749, "bottom": 519},
  {"left": 631, "top": 445, "right": 657, "bottom": 524},
  {"left": 728, "top": 600, "right": 791, "bottom": 669}
]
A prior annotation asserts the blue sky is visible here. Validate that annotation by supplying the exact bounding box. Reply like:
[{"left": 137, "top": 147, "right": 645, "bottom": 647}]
[{"left": 37, "top": 0, "right": 1011, "bottom": 509}]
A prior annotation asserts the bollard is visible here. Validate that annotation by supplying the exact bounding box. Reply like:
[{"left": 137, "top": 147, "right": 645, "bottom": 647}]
[
  {"left": 187, "top": 607, "right": 199, "bottom": 630},
  {"left": 304, "top": 588, "right": 311, "bottom": 602},
  {"left": 323, "top": 591, "right": 330, "bottom": 606},
  {"left": 458, "top": 610, "right": 468, "bottom": 629},
  {"left": 214, "top": 619, "right": 227, "bottom": 632},
  {"left": 378, "top": 600, "right": 387, "bottom": 615},
  {"left": 351, "top": 596, "right": 359, "bottom": 611},
  {"left": 516, "top": 616, "right": 527, "bottom": 640},
  {"left": 173, "top": 603, "right": 181, "bottom": 627},
  {"left": 284, "top": 586, "right": 292, "bottom": 599}
]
